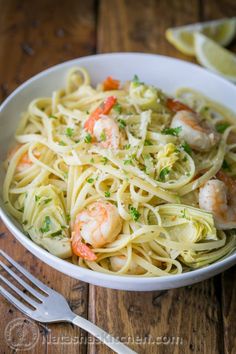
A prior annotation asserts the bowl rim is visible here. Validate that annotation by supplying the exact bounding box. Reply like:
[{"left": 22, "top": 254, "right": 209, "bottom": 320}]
[{"left": 1, "top": 52, "right": 236, "bottom": 287}]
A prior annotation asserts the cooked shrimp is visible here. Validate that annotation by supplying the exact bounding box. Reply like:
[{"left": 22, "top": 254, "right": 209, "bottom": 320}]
[
  {"left": 171, "top": 110, "right": 219, "bottom": 151},
  {"left": 93, "top": 115, "right": 120, "bottom": 149},
  {"left": 84, "top": 96, "right": 120, "bottom": 148},
  {"left": 166, "top": 98, "right": 194, "bottom": 113},
  {"left": 103, "top": 76, "right": 120, "bottom": 91},
  {"left": 71, "top": 201, "right": 122, "bottom": 260},
  {"left": 8, "top": 144, "right": 40, "bottom": 172},
  {"left": 110, "top": 255, "right": 144, "bottom": 274},
  {"left": 199, "top": 171, "right": 236, "bottom": 229},
  {"left": 84, "top": 96, "right": 117, "bottom": 134}
]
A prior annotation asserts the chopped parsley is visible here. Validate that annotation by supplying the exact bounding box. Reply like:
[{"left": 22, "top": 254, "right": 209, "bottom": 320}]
[
  {"left": 90, "top": 158, "right": 95, "bottom": 163},
  {"left": 44, "top": 198, "right": 52, "bottom": 204},
  {"left": 216, "top": 123, "right": 230, "bottom": 134},
  {"left": 129, "top": 206, "right": 141, "bottom": 222},
  {"left": 124, "top": 144, "right": 131, "bottom": 150},
  {"left": 104, "top": 191, "right": 111, "bottom": 198},
  {"left": 161, "top": 126, "right": 182, "bottom": 137},
  {"left": 48, "top": 115, "right": 58, "bottom": 119},
  {"left": 35, "top": 195, "right": 41, "bottom": 202},
  {"left": 124, "top": 159, "right": 133, "bottom": 166},
  {"left": 59, "top": 141, "right": 66, "bottom": 146},
  {"left": 65, "top": 127, "right": 74, "bottom": 137},
  {"left": 113, "top": 103, "right": 122, "bottom": 114},
  {"left": 100, "top": 131, "right": 106, "bottom": 141},
  {"left": 50, "top": 230, "right": 62, "bottom": 237},
  {"left": 40, "top": 216, "right": 51, "bottom": 233},
  {"left": 222, "top": 160, "right": 231, "bottom": 171},
  {"left": 181, "top": 142, "right": 192, "bottom": 155},
  {"left": 132, "top": 74, "right": 143, "bottom": 86},
  {"left": 118, "top": 119, "right": 126, "bottom": 129},
  {"left": 66, "top": 214, "right": 71, "bottom": 223},
  {"left": 18, "top": 206, "right": 24, "bottom": 212},
  {"left": 159, "top": 167, "right": 170, "bottom": 181},
  {"left": 101, "top": 157, "right": 108, "bottom": 165},
  {"left": 84, "top": 133, "right": 92, "bottom": 143},
  {"left": 144, "top": 139, "right": 153, "bottom": 146},
  {"left": 22, "top": 220, "right": 28, "bottom": 225},
  {"left": 87, "top": 178, "right": 94, "bottom": 184}
]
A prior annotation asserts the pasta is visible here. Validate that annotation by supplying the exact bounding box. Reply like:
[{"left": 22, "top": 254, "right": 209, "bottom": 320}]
[{"left": 3, "top": 67, "right": 236, "bottom": 276}]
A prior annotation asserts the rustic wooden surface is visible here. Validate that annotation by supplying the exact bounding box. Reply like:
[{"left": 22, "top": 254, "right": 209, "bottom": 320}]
[{"left": 0, "top": 0, "right": 236, "bottom": 353}]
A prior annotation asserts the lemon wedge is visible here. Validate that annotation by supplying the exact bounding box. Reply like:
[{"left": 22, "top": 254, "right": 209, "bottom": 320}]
[
  {"left": 194, "top": 32, "right": 236, "bottom": 82},
  {"left": 166, "top": 18, "right": 236, "bottom": 56}
]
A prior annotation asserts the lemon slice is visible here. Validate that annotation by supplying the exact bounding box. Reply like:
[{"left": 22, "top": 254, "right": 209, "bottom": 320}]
[
  {"left": 166, "top": 18, "right": 236, "bottom": 56},
  {"left": 194, "top": 33, "right": 236, "bottom": 83}
]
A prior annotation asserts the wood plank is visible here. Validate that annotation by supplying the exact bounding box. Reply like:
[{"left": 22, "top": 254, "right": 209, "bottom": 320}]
[
  {"left": 221, "top": 268, "right": 236, "bottom": 354},
  {"left": 90, "top": 0, "right": 226, "bottom": 353},
  {"left": 0, "top": 0, "right": 96, "bottom": 353},
  {"left": 88, "top": 280, "right": 224, "bottom": 354},
  {"left": 97, "top": 0, "right": 200, "bottom": 61}
]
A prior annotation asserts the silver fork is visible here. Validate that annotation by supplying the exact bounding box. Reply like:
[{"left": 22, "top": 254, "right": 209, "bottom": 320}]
[{"left": 0, "top": 250, "right": 136, "bottom": 354}]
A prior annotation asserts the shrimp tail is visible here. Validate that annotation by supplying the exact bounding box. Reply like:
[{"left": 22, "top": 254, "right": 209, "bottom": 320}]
[
  {"left": 167, "top": 98, "right": 194, "bottom": 113},
  {"left": 103, "top": 76, "right": 120, "bottom": 91},
  {"left": 84, "top": 95, "right": 117, "bottom": 133},
  {"left": 71, "top": 229, "right": 97, "bottom": 261}
]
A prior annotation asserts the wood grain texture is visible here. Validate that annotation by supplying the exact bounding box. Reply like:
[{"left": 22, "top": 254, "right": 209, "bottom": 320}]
[
  {"left": 0, "top": 0, "right": 96, "bottom": 353},
  {"left": 221, "top": 268, "right": 236, "bottom": 354},
  {"left": 97, "top": 0, "right": 200, "bottom": 61},
  {"left": 88, "top": 280, "right": 224, "bottom": 354}
]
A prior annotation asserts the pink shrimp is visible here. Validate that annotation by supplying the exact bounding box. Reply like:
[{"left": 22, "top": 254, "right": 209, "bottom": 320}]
[
  {"left": 84, "top": 96, "right": 120, "bottom": 148},
  {"left": 71, "top": 201, "right": 122, "bottom": 261}
]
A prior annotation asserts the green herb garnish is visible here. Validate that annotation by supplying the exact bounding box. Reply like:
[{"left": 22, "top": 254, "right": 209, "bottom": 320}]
[
  {"left": 50, "top": 230, "right": 62, "bottom": 237},
  {"left": 113, "top": 103, "right": 122, "bottom": 114},
  {"left": 87, "top": 178, "right": 94, "bottom": 184},
  {"left": 159, "top": 167, "right": 170, "bottom": 181},
  {"left": 35, "top": 195, "right": 41, "bottom": 202},
  {"left": 181, "top": 142, "right": 192, "bottom": 155},
  {"left": 144, "top": 139, "right": 153, "bottom": 146},
  {"left": 124, "top": 144, "right": 131, "bottom": 150},
  {"left": 65, "top": 127, "right": 74, "bottom": 137},
  {"left": 101, "top": 157, "right": 108, "bottom": 165},
  {"left": 118, "top": 119, "right": 126, "bottom": 129},
  {"left": 161, "top": 126, "right": 182, "bottom": 136},
  {"left": 124, "top": 159, "right": 133, "bottom": 165},
  {"left": 132, "top": 74, "right": 143, "bottom": 86},
  {"left": 22, "top": 220, "right": 28, "bottom": 225},
  {"left": 222, "top": 160, "right": 231, "bottom": 171},
  {"left": 40, "top": 216, "right": 51, "bottom": 233},
  {"left": 129, "top": 206, "right": 141, "bottom": 222},
  {"left": 48, "top": 115, "right": 58, "bottom": 119},
  {"left": 59, "top": 141, "right": 66, "bottom": 146},
  {"left": 104, "top": 191, "right": 111, "bottom": 198},
  {"left": 44, "top": 198, "right": 52, "bottom": 204},
  {"left": 84, "top": 133, "right": 92, "bottom": 143},
  {"left": 216, "top": 123, "right": 230, "bottom": 134}
]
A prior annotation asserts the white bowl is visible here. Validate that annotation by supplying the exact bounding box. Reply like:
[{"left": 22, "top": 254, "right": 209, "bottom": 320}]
[{"left": 1, "top": 53, "right": 236, "bottom": 291}]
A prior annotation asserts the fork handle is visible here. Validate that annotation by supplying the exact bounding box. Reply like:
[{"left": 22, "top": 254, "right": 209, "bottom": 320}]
[{"left": 71, "top": 315, "right": 137, "bottom": 354}]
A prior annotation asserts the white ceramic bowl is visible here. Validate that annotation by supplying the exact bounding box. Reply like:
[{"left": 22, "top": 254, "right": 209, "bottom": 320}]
[{"left": 1, "top": 53, "right": 236, "bottom": 291}]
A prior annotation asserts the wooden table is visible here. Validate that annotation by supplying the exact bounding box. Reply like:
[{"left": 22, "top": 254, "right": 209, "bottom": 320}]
[{"left": 0, "top": 1, "right": 236, "bottom": 353}]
